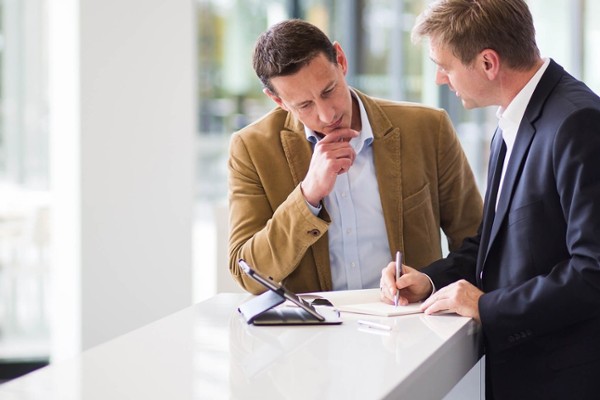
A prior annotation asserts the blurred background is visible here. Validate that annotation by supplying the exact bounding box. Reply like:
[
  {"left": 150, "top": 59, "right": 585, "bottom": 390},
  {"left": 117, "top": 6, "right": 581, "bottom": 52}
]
[{"left": 1, "top": 0, "right": 598, "bottom": 380}]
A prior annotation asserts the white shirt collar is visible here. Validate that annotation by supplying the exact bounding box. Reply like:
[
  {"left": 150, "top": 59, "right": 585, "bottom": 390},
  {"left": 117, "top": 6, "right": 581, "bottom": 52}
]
[
  {"left": 493, "top": 58, "right": 550, "bottom": 210},
  {"left": 496, "top": 58, "right": 550, "bottom": 148},
  {"left": 305, "top": 88, "right": 374, "bottom": 153}
]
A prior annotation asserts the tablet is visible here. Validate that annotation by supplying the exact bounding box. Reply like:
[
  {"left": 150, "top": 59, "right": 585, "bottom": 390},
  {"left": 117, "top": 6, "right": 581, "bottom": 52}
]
[{"left": 238, "top": 259, "right": 342, "bottom": 325}]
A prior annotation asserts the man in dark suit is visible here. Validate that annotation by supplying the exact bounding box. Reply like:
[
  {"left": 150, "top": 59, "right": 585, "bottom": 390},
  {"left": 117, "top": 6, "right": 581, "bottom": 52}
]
[{"left": 380, "top": 0, "right": 600, "bottom": 398}]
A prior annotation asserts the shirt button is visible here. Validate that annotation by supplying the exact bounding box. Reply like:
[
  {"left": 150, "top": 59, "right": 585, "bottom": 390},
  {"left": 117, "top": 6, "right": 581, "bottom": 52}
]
[
  {"left": 351, "top": 262, "right": 356, "bottom": 268},
  {"left": 307, "top": 229, "right": 320, "bottom": 237}
]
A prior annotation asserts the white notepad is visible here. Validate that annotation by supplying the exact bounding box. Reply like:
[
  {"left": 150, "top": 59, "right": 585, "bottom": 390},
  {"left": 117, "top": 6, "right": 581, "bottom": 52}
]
[{"left": 300, "top": 288, "right": 423, "bottom": 317}]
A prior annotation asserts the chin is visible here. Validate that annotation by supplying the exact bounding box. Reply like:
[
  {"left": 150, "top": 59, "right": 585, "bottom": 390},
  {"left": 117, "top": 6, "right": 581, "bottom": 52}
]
[{"left": 461, "top": 100, "right": 477, "bottom": 110}]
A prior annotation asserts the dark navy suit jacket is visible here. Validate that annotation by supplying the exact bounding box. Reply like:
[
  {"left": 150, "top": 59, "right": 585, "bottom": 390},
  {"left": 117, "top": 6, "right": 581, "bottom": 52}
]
[{"left": 423, "top": 60, "right": 600, "bottom": 399}]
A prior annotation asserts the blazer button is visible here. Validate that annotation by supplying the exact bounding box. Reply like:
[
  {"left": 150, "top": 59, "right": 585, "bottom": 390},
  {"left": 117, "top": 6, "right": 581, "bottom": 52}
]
[{"left": 307, "top": 229, "right": 320, "bottom": 237}]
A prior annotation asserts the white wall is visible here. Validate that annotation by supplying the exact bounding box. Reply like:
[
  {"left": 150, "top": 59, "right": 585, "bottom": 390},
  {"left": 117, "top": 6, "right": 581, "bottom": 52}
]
[{"left": 49, "top": 0, "right": 195, "bottom": 360}]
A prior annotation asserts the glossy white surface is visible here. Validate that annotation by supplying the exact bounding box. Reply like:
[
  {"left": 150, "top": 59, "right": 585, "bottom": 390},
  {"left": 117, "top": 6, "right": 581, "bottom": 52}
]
[{"left": 0, "top": 293, "right": 480, "bottom": 399}]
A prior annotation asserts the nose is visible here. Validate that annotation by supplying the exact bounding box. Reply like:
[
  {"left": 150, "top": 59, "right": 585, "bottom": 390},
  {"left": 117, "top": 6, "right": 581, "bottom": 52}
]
[
  {"left": 435, "top": 68, "right": 449, "bottom": 86},
  {"left": 316, "top": 99, "right": 336, "bottom": 124}
]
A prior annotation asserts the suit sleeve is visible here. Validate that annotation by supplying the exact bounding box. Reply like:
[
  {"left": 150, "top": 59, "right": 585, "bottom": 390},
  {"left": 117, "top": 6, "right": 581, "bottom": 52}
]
[
  {"left": 227, "top": 132, "right": 329, "bottom": 294},
  {"left": 421, "top": 229, "right": 481, "bottom": 289}
]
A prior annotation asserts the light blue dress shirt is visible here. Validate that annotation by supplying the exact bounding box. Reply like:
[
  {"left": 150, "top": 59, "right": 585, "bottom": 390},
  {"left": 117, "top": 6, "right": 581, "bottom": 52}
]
[{"left": 305, "top": 90, "right": 391, "bottom": 290}]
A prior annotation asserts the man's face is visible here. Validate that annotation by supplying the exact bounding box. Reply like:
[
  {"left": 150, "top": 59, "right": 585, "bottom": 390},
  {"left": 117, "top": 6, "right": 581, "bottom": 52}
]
[
  {"left": 266, "top": 44, "right": 355, "bottom": 135},
  {"left": 429, "top": 40, "right": 494, "bottom": 109}
]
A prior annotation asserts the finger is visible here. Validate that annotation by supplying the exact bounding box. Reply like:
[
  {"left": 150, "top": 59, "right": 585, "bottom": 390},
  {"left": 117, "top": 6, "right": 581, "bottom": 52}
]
[
  {"left": 336, "top": 160, "right": 354, "bottom": 174},
  {"left": 395, "top": 268, "right": 423, "bottom": 291},
  {"left": 379, "top": 281, "right": 392, "bottom": 304},
  {"left": 321, "top": 148, "right": 354, "bottom": 168},
  {"left": 396, "top": 294, "right": 409, "bottom": 306},
  {"left": 321, "top": 128, "right": 359, "bottom": 143},
  {"left": 380, "top": 276, "right": 410, "bottom": 306},
  {"left": 422, "top": 297, "right": 451, "bottom": 315},
  {"left": 379, "top": 284, "right": 395, "bottom": 304},
  {"left": 381, "top": 262, "right": 396, "bottom": 289},
  {"left": 334, "top": 150, "right": 355, "bottom": 164},
  {"left": 380, "top": 290, "right": 394, "bottom": 305},
  {"left": 420, "top": 291, "right": 440, "bottom": 310}
]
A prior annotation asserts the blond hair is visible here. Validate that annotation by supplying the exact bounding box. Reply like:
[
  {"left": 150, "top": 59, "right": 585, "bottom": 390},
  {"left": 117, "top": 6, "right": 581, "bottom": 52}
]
[{"left": 412, "top": 0, "right": 540, "bottom": 70}]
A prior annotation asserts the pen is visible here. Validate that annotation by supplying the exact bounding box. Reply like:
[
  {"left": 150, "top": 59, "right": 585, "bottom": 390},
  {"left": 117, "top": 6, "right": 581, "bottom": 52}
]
[
  {"left": 357, "top": 319, "right": 392, "bottom": 331},
  {"left": 394, "top": 251, "right": 403, "bottom": 307}
]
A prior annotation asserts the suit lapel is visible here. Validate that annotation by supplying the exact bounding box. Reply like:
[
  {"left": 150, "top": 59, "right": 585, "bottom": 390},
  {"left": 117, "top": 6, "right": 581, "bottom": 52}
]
[
  {"left": 478, "top": 128, "right": 505, "bottom": 269},
  {"left": 481, "top": 59, "right": 565, "bottom": 266},
  {"left": 484, "top": 123, "right": 535, "bottom": 263}
]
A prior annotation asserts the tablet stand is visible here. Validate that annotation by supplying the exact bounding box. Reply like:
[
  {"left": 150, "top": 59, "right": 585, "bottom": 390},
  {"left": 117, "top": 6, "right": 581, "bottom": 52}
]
[{"left": 238, "top": 290, "right": 286, "bottom": 324}]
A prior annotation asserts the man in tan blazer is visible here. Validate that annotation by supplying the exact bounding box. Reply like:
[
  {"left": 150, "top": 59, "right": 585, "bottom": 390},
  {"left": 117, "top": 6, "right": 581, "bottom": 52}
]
[{"left": 228, "top": 19, "right": 482, "bottom": 295}]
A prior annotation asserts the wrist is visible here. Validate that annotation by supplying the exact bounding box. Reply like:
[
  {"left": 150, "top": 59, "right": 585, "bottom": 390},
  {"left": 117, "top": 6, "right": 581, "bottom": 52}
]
[{"left": 300, "top": 181, "right": 321, "bottom": 207}]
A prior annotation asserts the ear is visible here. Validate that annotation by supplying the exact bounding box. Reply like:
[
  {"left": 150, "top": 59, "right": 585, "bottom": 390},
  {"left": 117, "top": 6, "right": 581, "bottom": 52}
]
[
  {"left": 332, "top": 41, "right": 348, "bottom": 75},
  {"left": 480, "top": 49, "right": 500, "bottom": 80},
  {"left": 263, "top": 88, "right": 289, "bottom": 111}
]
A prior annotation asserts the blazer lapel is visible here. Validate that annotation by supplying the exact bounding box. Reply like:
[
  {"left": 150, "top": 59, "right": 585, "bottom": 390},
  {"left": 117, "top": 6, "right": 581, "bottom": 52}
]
[
  {"left": 280, "top": 115, "right": 312, "bottom": 186},
  {"left": 373, "top": 127, "right": 402, "bottom": 255}
]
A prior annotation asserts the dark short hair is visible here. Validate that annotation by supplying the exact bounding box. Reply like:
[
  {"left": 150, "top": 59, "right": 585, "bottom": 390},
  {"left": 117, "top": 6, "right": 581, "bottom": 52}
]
[
  {"left": 412, "top": 0, "right": 540, "bottom": 70},
  {"left": 253, "top": 19, "right": 337, "bottom": 94}
]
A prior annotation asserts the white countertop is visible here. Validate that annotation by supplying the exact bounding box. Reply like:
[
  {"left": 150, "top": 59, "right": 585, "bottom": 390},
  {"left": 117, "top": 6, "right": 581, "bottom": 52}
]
[{"left": 0, "top": 293, "right": 481, "bottom": 399}]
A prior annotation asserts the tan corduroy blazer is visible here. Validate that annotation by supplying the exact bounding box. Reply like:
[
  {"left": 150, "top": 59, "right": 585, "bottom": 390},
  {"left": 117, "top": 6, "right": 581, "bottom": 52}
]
[{"left": 228, "top": 90, "right": 482, "bottom": 294}]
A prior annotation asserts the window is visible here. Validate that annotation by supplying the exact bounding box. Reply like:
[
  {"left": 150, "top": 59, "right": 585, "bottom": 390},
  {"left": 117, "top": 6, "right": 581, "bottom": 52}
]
[
  {"left": 194, "top": 0, "right": 600, "bottom": 300},
  {"left": 0, "top": 0, "right": 50, "bottom": 368}
]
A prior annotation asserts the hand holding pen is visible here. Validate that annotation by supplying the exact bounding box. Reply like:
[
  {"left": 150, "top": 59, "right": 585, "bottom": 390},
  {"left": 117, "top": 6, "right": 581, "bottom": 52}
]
[
  {"left": 394, "top": 251, "right": 403, "bottom": 307},
  {"left": 380, "top": 253, "right": 432, "bottom": 305}
]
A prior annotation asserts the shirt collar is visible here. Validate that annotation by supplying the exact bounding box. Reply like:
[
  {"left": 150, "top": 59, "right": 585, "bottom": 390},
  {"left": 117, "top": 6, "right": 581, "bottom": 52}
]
[
  {"left": 305, "top": 88, "right": 374, "bottom": 153},
  {"left": 496, "top": 58, "right": 550, "bottom": 136}
]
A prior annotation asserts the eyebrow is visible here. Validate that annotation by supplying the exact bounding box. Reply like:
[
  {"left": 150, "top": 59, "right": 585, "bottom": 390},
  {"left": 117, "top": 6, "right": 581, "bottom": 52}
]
[
  {"left": 291, "top": 80, "right": 337, "bottom": 109},
  {"left": 294, "top": 99, "right": 312, "bottom": 109},
  {"left": 430, "top": 56, "right": 451, "bottom": 71},
  {"left": 429, "top": 56, "right": 441, "bottom": 66}
]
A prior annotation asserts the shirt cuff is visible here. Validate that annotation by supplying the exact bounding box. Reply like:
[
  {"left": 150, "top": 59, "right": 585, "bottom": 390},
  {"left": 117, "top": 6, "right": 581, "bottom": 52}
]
[
  {"left": 305, "top": 199, "right": 322, "bottom": 216},
  {"left": 425, "top": 274, "right": 436, "bottom": 297}
]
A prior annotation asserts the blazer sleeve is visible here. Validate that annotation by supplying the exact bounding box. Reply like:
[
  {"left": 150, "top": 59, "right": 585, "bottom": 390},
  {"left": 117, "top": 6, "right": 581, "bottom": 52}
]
[
  {"left": 227, "top": 132, "right": 329, "bottom": 294},
  {"left": 435, "top": 111, "right": 483, "bottom": 251}
]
